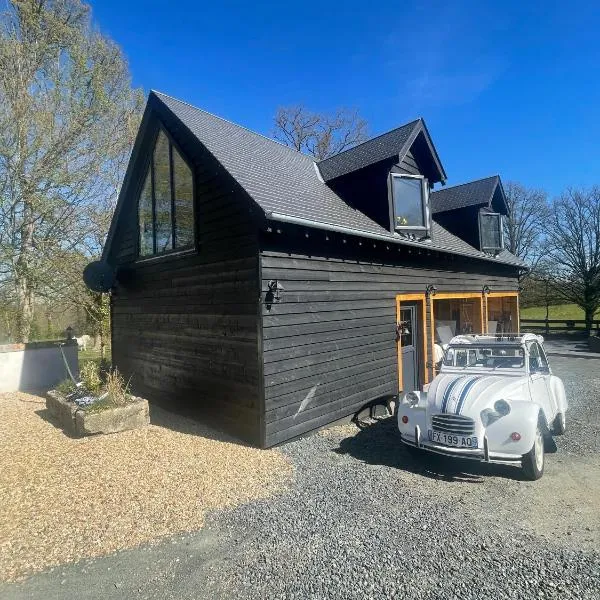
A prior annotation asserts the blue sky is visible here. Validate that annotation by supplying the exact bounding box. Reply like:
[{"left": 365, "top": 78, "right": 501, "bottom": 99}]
[{"left": 93, "top": 0, "right": 600, "bottom": 196}]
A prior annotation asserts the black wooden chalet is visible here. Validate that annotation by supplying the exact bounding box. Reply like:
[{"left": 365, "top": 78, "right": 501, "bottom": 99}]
[{"left": 102, "top": 91, "right": 526, "bottom": 447}]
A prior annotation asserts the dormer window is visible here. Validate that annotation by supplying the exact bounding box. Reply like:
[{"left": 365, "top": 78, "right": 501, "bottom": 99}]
[
  {"left": 391, "top": 174, "right": 430, "bottom": 234},
  {"left": 138, "top": 129, "right": 194, "bottom": 258},
  {"left": 479, "top": 211, "right": 503, "bottom": 253}
]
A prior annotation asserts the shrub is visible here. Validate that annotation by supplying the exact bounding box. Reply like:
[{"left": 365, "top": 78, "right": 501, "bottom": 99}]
[
  {"left": 84, "top": 397, "right": 115, "bottom": 413},
  {"left": 80, "top": 361, "right": 102, "bottom": 393},
  {"left": 105, "top": 368, "right": 130, "bottom": 406},
  {"left": 55, "top": 378, "right": 77, "bottom": 395}
]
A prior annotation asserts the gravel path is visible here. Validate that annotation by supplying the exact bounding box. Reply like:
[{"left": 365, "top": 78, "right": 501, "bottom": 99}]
[
  {"left": 1, "top": 355, "right": 599, "bottom": 599},
  {"left": 0, "top": 393, "right": 291, "bottom": 582},
  {"left": 200, "top": 357, "right": 600, "bottom": 599}
]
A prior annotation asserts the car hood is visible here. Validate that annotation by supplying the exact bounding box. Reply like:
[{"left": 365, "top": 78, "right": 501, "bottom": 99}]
[{"left": 428, "top": 372, "right": 529, "bottom": 416}]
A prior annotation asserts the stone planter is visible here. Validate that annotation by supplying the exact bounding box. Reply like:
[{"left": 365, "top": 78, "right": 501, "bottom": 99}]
[{"left": 46, "top": 390, "right": 149, "bottom": 437}]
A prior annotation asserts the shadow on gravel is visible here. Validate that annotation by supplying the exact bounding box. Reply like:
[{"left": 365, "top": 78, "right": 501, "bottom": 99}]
[
  {"left": 34, "top": 407, "right": 80, "bottom": 439},
  {"left": 146, "top": 403, "right": 244, "bottom": 445},
  {"left": 335, "top": 417, "right": 523, "bottom": 482},
  {"left": 34, "top": 402, "right": 246, "bottom": 444}
]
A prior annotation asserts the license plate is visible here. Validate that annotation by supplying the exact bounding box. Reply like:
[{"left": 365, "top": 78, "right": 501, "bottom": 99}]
[{"left": 428, "top": 430, "right": 478, "bottom": 449}]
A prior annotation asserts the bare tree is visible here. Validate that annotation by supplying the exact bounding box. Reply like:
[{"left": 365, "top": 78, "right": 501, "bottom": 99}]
[
  {"left": 520, "top": 264, "right": 562, "bottom": 321},
  {"left": 272, "top": 105, "right": 368, "bottom": 160},
  {"left": 0, "top": 0, "right": 143, "bottom": 342},
  {"left": 503, "top": 181, "right": 549, "bottom": 275},
  {"left": 545, "top": 187, "right": 600, "bottom": 334}
]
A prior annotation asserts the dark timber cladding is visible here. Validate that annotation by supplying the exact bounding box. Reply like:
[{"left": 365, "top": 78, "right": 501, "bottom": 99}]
[
  {"left": 108, "top": 99, "right": 263, "bottom": 445},
  {"left": 101, "top": 91, "right": 526, "bottom": 449},
  {"left": 260, "top": 233, "right": 519, "bottom": 447}
]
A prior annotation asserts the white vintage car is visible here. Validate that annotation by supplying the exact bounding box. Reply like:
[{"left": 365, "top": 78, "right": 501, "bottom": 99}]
[{"left": 398, "top": 334, "right": 567, "bottom": 480}]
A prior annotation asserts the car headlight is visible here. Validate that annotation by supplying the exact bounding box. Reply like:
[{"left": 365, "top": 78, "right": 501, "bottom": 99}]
[
  {"left": 404, "top": 391, "right": 420, "bottom": 407},
  {"left": 481, "top": 400, "right": 511, "bottom": 427}
]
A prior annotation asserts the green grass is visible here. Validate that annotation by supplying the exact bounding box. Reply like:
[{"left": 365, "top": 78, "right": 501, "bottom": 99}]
[
  {"left": 521, "top": 303, "right": 600, "bottom": 320},
  {"left": 78, "top": 348, "right": 111, "bottom": 369}
]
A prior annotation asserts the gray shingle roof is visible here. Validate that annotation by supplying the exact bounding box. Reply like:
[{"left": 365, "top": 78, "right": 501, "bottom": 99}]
[
  {"left": 318, "top": 120, "right": 420, "bottom": 181},
  {"left": 317, "top": 118, "right": 447, "bottom": 183},
  {"left": 123, "top": 92, "right": 525, "bottom": 269},
  {"left": 154, "top": 92, "right": 392, "bottom": 238},
  {"left": 431, "top": 175, "right": 506, "bottom": 215},
  {"left": 430, "top": 222, "right": 525, "bottom": 268}
]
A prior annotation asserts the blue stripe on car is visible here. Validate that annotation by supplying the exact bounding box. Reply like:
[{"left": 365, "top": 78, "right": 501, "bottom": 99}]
[
  {"left": 449, "top": 376, "right": 474, "bottom": 414},
  {"left": 441, "top": 377, "right": 463, "bottom": 413},
  {"left": 455, "top": 376, "right": 483, "bottom": 414}
]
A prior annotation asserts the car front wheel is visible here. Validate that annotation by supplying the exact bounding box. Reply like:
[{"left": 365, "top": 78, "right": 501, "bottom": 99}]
[{"left": 522, "top": 423, "right": 545, "bottom": 480}]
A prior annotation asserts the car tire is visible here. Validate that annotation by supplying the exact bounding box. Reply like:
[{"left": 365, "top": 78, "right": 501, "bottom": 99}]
[
  {"left": 552, "top": 412, "right": 566, "bottom": 435},
  {"left": 521, "top": 423, "right": 545, "bottom": 481}
]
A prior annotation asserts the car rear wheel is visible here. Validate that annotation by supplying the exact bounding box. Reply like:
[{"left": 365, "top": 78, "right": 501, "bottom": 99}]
[
  {"left": 522, "top": 423, "right": 545, "bottom": 480},
  {"left": 552, "top": 412, "right": 566, "bottom": 435}
]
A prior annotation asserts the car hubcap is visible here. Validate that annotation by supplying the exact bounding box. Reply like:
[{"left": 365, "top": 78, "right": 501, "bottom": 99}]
[{"left": 534, "top": 430, "right": 544, "bottom": 472}]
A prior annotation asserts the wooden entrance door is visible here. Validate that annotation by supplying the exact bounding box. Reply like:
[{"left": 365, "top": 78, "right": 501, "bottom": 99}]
[{"left": 399, "top": 304, "right": 419, "bottom": 392}]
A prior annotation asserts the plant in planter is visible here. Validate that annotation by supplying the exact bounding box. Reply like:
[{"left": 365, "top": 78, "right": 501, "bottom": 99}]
[
  {"left": 47, "top": 364, "right": 149, "bottom": 436},
  {"left": 80, "top": 361, "right": 103, "bottom": 394}
]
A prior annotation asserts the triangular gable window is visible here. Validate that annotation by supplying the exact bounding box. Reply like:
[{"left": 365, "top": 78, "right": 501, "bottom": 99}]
[{"left": 138, "top": 129, "right": 194, "bottom": 257}]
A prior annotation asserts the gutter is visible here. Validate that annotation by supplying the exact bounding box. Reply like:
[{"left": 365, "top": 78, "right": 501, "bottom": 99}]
[
  {"left": 266, "top": 211, "right": 416, "bottom": 245},
  {"left": 265, "top": 211, "right": 525, "bottom": 268}
]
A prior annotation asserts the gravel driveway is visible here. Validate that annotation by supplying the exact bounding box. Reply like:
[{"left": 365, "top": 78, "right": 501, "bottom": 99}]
[
  {"left": 1, "top": 355, "right": 599, "bottom": 599},
  {"left": 0, "top": 393, "right": 291, "bottom": 582}
]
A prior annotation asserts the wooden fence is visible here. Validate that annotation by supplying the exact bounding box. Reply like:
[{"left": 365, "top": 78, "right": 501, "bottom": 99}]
[{"left": 520, "top": 318, "right": 600, "bottom": 334}]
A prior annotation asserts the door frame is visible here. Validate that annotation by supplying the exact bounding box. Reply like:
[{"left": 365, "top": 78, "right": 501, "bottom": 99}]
[
  {"left": 396, "top": 293, "right": 428, "bottom": 391},
  {"left": 485, "top": 291, "right": 520, "bottom": 333}
]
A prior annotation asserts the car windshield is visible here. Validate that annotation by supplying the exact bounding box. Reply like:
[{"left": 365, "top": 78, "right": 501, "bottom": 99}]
[{"left": 443, "top": 345, "right": 525, "bottom": 369}]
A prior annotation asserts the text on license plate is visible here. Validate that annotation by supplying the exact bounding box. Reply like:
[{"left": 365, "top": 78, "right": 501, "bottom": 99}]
[{"left": 427, "top": 430, "right": 478, "bottom": 448}]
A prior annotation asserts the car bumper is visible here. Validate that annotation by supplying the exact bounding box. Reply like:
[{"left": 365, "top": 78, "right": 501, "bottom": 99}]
[{"left": 400, "top": 425, "right": 522, "bottom": 466}]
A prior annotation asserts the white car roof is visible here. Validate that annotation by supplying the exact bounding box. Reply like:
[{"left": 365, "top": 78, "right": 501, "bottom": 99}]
[{"left": 448, "top": 333, "right": 543, "bottom": 346}]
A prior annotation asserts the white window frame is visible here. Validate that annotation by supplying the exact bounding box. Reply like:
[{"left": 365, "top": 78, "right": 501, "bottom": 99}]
[
  {"left": 478, "top": 211, "right": 504, "bottom": 253},
  {"left": 389, "top": 173, "right": 430, "bottom": 234}
]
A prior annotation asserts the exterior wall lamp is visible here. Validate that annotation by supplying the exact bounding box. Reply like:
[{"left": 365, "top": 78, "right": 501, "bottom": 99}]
[{"left": 265, "top": 280, "right": 284, "bottom": 309}]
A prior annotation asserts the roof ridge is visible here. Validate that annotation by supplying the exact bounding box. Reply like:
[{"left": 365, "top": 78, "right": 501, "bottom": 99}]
[
  {"left": 318, "top": 118, "right": 422, "bottom": 165},
  {"left": 151, "top": 90, "right": 317, "bottom": 164},
  {"left": 432, "top": 174, "right": 499, "bottom": 193}
]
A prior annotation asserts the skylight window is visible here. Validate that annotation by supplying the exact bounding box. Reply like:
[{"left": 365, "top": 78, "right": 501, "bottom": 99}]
[
  {"left": 391, "top": 174, "right": 429, "bottom": 233},
  {"left": 138, "top": 129, "right": 194, "bottom": 257},
  {"left": 479, "top": 211, "right": 503, "bottom": 253}
]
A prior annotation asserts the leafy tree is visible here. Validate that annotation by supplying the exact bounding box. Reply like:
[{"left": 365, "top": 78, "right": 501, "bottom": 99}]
[
  {"left": 272, "top": 105, "right": 368, "bottom": 160},
  {"left": 0, "top": 0, "right": 143, "bottom": 342},
  {"left": 545, "top": 187, "right": 600, "bottom": 334}
]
